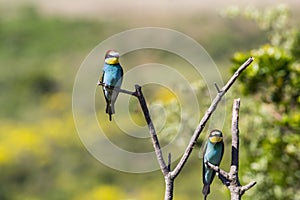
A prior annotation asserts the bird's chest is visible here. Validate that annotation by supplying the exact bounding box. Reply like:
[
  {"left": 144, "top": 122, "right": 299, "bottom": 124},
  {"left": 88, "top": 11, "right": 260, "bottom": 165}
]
[
  {"left": 204, "top": 143, "right": 222, "bottom": 164},
  {"left": 104, "top": 66, "right": 120, "bottom": 76},
  {"left": 106, "top": 65, "right": 118, "bottom": 71},
  {"left": 103, "top": 65, "right": 122, "bottom": 85}
]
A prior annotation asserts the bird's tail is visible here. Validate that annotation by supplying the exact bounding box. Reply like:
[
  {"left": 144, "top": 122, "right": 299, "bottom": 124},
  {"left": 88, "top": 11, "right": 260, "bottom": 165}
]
[
  {"left": 202, "top": 184, "right": 210, "bottom": 200},
  {"left": 106, "top": 103, "right": 115, "bottom": 121}
]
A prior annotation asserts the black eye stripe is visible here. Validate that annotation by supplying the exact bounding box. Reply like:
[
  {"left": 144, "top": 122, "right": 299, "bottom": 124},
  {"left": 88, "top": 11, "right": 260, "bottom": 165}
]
[
  {"left": 106, "top": 54, "right": 119, "bottom": 59},
  {"left": 210, "top": 131, "right": 222, "bottom": 137}
]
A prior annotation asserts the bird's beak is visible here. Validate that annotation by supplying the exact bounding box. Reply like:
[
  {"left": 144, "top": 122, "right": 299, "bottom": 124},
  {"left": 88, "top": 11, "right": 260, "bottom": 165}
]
[
  {"left": 209, "top": 136, "right": 223, "bottom": 143},
  {"left": 105, "top": 57, "right": 119, "bottom": 65}
]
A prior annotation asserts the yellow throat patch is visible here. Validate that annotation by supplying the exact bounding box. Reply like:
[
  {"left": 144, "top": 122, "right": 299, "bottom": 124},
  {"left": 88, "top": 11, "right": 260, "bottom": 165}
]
[
  {"left": 209, "top": 136, "right": 223, "bottom": 143},
  {"left": 105, "top": 57, "right": 119, "bottom": 65}
]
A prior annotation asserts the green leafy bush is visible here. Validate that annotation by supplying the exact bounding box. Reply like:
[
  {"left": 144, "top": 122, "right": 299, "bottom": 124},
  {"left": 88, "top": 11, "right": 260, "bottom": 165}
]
[{"left": 226, "top": 5, "right": 300, "bottom": 200}]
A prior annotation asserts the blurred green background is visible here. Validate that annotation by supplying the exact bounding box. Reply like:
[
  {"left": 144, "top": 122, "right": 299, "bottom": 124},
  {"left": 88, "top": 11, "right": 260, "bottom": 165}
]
[{"left": 0, "top": 1, "right": 299, "bottom": 199}]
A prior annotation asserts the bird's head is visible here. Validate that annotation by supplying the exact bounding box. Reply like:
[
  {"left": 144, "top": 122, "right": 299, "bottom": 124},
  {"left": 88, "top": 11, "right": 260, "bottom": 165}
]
[
  {"left": 208, "top": 129, "right": 223, "bottom": 144},
  {"left": 105, "top": 50, "right": 120, "bottom": 65}
]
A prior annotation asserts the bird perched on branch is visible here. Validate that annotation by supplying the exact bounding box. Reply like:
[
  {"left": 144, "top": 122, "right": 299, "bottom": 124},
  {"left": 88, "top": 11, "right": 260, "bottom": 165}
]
[
  {"left": 202, "top": 129, "right": 224, "bottom": 200},
  {"left": 100, "top": 50, "right": 123, "bottom": 121}
]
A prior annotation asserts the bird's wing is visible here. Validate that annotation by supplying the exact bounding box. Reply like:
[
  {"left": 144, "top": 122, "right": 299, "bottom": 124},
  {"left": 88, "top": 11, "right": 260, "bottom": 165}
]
[
  {"left": 101, "top": 70, "right": 104, "bottom": 85},
  {"left": 203, "top": 142, "right": 219, "bottom": 185},
  {"left": 101, "top": 70, "right": 110, "bottom": 104},
  {"left": 120, "top": 64, "right": 124, "bottom": 77},
  {"left": 202, "top": 142, "right": 208, "bottom": 184},
  {"left": 220, "top": 141, "right": 225, "bottom": 165},
  {"left": 115, "top": 64, "right": 123, "bottom": 88},
  {"left": 120, "top": 66, "right": 123, "bottom": 85}
]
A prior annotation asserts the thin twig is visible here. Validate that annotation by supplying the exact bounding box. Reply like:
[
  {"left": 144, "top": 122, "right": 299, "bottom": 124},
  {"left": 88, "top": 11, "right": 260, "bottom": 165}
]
[
  {"left": 241, "top": 181, "right": 257, "bottom": 194},
  {"left": 214, "top": 82, "right": 221, "bottom": 93},
  {"left": 97, "top": 81, "right": 137, "bottom": 96},
  {"left": 171, "top": 57, "right": 254, "bottom": 179},
  {"left": 168, "top": 153, "right": 172, "bottom": 171}
]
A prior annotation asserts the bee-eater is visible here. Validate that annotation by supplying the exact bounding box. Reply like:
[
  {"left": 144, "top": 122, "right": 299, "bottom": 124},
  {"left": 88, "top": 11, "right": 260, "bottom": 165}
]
[
  {"left": 100, "top": 50, "right": 123, "bottom": 121},
  {"left": 202, "top": 129, "right": 224, "bottom": 200}
]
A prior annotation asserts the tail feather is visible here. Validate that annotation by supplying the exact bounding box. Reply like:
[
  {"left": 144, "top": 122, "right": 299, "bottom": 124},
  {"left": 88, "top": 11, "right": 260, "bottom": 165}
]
[
  {"left": 106, "top": 103, "right": 115, "bottom": 121},
  {"left": 202, "top": 184, "right": 210, "bottom": 199}
]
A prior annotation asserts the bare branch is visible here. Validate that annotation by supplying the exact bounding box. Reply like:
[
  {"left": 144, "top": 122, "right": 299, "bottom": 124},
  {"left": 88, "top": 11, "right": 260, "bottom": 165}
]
[
  {"left": 223, "top": 57, "right": 254, "bottom": 93},
  {"left": 98, "top": 81, "right": 169, "bottom": 175},
  {"left": 205, "top": 161, "right": 231, "bottom": 181},
  {"left": 171, "top": 57, "right": 254, "bottom": 179},
  {"left": 97, "top": 81, "right": 171, "bottom": 194},
  {"left": 134, "top": 85, "right": 169, "bottom": 176},
  {"left": 97, "top": 81, "right": 137, "bottom": 96},
  {"left": 230, "top": 98, "right": 240, "bottom": 184},
  {"left": 241, "top": 181, "right": 257, "bottom": 193},
  {"left": 164, "top": 174, "right": 174, "bottom": 200},
  {"left": 168, "top": 153, "right": 172, "bottom": 171}
]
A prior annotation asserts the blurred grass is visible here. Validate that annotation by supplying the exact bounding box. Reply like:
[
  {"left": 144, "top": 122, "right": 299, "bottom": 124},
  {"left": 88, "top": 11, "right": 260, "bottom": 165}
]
[
  {"left": 0, "top": 6, "right": 124, "bottom": 120},
  {"left": 0, "top": 3, "right": 286, "bottom": 200}
]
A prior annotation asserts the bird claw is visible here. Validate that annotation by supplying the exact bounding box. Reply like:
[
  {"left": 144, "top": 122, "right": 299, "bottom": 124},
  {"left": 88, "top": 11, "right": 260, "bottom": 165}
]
[
  {"left": 97, "top": 81, "right": 106, "bottom": 86},
  {"left": 97, "top": 81, "right": 112, "bottom": 89}
]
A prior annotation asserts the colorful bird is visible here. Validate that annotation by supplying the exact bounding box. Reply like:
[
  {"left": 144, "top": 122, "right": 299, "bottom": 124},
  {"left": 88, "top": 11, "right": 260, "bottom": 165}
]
[
  {"left": 100, "top": 50, "right": 123, "bottom": 121},
  {"left": 202, "top": 129, "right": 224, "bottom": 200}
]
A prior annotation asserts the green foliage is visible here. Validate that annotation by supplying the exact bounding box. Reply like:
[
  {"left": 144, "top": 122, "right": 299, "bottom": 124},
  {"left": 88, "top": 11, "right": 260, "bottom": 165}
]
[
  {"left": 226, "top": 5, "right": 300, "bottom": 200},
  {"left": 232, "top": 45, "right": 297, "bottom": 108}
]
